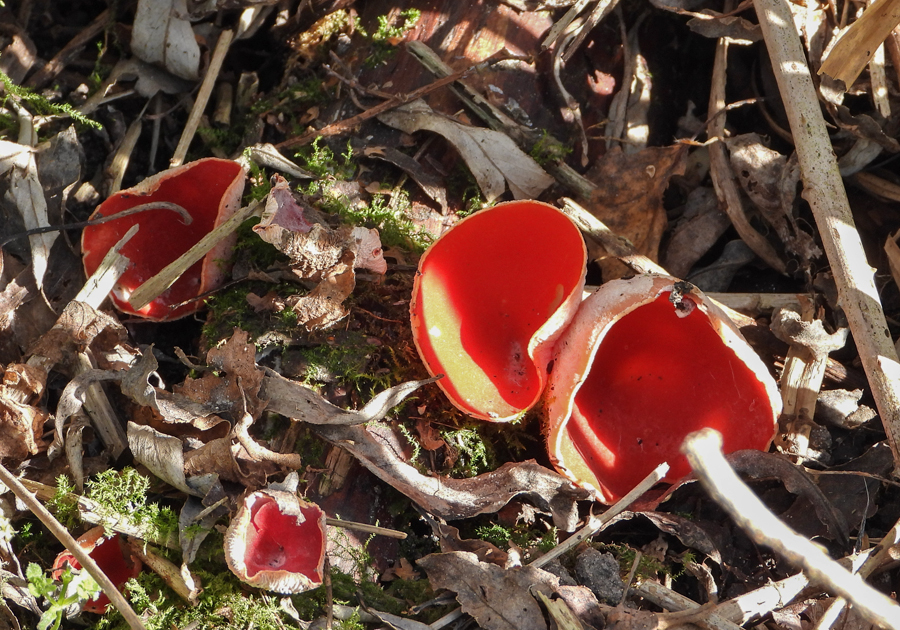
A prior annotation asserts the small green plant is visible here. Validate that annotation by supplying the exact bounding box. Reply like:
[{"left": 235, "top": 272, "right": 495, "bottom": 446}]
[
  {"left": 397, "top": 423, "right": 423, "bottom": 467},
  {"left": 372, "top": 9, "right": 421, "bottom": 43},
  {"left": 0, "top": 69, "right": 100, "bottom": 129},
  {"left": 27, "top": 563, "right": 100, "bottom": 630},
  {"left": 244, "top": 155, "right": 273, "bottom": 202},
  {"left": 363, "top": 9, "right": 421, "bottom": 66},
  {"left": 87, "top": 39, "right": 109, "bottom": 93},
  {"left": 474, "top": 522, "right": 558, "bottom": 555}
]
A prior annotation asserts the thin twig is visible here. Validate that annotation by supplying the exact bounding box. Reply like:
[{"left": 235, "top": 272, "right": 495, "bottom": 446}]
[
  {"left": 0, "top": 464, "right": 147, "bottom": 630},
  {"left": 171, "top": 29, "right": 234, "bottom": 167},
  {"left": 0, "top": 201, "right": 191, "bottom": 248},
  {"left": 682, "top": 429, "right": 900, "bottom": 629},
  {"left": 275, "top": 49, "right": 512, "bottom": 151},
  {"left": 530, "top": 461, "right": 669, "bottom": 570},
  {"left": 324, "top": 518, "right": 406, "bottom": 540},
  {"left": 754, "top": 0, "right": 900, "bottom": 472}
]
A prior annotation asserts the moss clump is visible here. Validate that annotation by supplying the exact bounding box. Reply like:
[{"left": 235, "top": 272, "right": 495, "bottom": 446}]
[
  {"left": 474, "top": 523, "right": 558, "bottom": 555},
  {"left": 47, "top": 475, "right": 79, "bottom": 529},
  {"left": 96, "top": 569, "right": 288, "bottom": 630},
  {"left": 295, "top": 138, "right": 355, "bottom": 179},
  {"left": 338, "top": 191, "right": 431, "bottom": 252},
  {"left": 528, "top": 129, "right": 572, "bottom": 165},
  {"left": 599, "top": 543, "right": 686, "bottom": 581},
  {"left": 85, "top": 468, "right": 178, "bottom": 544}
]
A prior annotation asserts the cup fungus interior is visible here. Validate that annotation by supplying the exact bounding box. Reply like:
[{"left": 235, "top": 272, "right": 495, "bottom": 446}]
[
  {"left": 81, "top": 159, "right": 244, "bottom": 321},
  {"left": 244, "top": 497, "right": 324, "bottom": 582},
  {"left": 412, "top": 202, "right": 585, "bottom": 419},
  {"left": 564, "top": 292, "right": 775, "bottom": 501},
  {"left": 52, "top": 530, "right": 140, "bottom": 613}
]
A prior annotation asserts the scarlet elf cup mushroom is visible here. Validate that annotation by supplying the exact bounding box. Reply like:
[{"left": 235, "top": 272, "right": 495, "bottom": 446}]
[
  {"left": 81, "top": 158, "right": 245, "bottom": 321},
  {"left": 410, "top": 201, "right": 587, "bottom": 421},
  {"left": 224, "top": 489, "right": 327, "bottom": 594},
  {"left": 51, "top": 526, "right": 142, "bottom": 614},
  {"left": 545, "top": 274, "right": 781, "bottom": 504}
]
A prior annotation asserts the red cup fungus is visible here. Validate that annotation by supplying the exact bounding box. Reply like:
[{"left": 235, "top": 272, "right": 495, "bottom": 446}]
[
  {"left": 410, "top": 200, "right": 587, "bottom": 421},
  {"left": 81, "top": 158, "right": 245, "bottom": 321},
  {"left": 224, "top": 489, "right": 327, "bottom": 594},
  {"left": 544, "top": 274, "right": 781, "bottom": 503},
  {"left": 51, "top": 526, "right": 142, "bottom": 614}
]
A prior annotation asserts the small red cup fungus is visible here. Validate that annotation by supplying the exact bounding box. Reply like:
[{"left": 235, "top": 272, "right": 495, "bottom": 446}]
[
  {"left": 81, "top": 158, "right": 245, "bottom": 321},
  {"left": 544, "top": 274, "right": 781, "bottom": 503},
  {"left": 51, "top": 526, "right": 142, "bottom": 614},
  {"left": 410, "top": 200, "right": 586, "bottom": 421},
  {"left": 224, "top": 489, "right": 327, "bottom": 594}
]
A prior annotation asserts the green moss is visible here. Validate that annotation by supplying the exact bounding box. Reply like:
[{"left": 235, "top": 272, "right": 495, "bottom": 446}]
[
  {"left": 529, "top": 129, "right": 572, "bottom": 165},
  {"left": 234, "top": 216, "right": 286, "bottom": 268},
  {"left": 85, "top": 468, "right": 178, "bottom": 544},
  {"left": 0, "top": 68, "right": 100, "bottom": 129},
  {"left": 361, "top": 9, "right": 421, "bottom": 66},
  {"left": 196, "top": 124, "right": 244, "bottom": 156},
  {"left": 47, "top": 475, "right": 79, "bottom": 529},
  {"left": 293, "top": 425, "right": 328, "bottom": 469},
  {"left": 599, "top": 543, "right": 683, "bottom": 581},
  {"left": 441, "top": 427, "right": 496, "bottom": 477},
  {"left": 295, "top": 138, "right": 355, "bottom": 179},
  {"left": 474, "top": 522, "right": 556, "bottom": 554},
  {"left": 335, "top": 189, "right": 431, "bottom": 252},
  {"left": 96, "top": 568, "right": 288, "bottom": 630}
]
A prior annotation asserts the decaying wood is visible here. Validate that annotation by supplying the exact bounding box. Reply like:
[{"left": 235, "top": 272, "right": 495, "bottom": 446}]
[{"left": 755, "top": 0, "right": 900, "bottom": 473}]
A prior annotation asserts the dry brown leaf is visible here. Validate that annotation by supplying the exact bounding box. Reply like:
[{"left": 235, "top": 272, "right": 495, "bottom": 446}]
[
  {"left": 286, "top": 250, "right": 356, "bottom": 330},
  {"left": 378, "top": 100, "right": 554, "bottom": 202},
  {"left": 252, "top": 175, "right": 314, "bottom": 244},
  {"left": 0, "top": 363, "right": 48, "bottom": 461},
  {"left": 686, "top": 12, "right": 761, "bottom": 44},
  {"left": 584, "top": 145, "right": 687, "bottom": 280},
  {"left": 363, "top": 146, "right": 449, "bottom": 214},
  {"left": 885, "top": 228, "right": 900, "bottom": 291},
  {"left": 425, "top": 517, "right": 509, "bottom": 567},
  {"left": 380, "top": 558, "right": 420, "bottom": 582},
  {"left": 418, "top": 551, "right": 558, "bottom": 630},
  {"left": 127, "top": 421, "right": 219, "bottom": 497},
  {"left": 727, "top": 450, "right": 849, "bottom": 547},
  {"left": 130, "top": 0, "right": 200, "bottom": 80},
  {"left": 662, "top": 187, "right": 731, "bottom": 278},
  {"left": 182, "top": 435, "right": 275, "bottom": 487},
  {"left": 726, "top": 135, "right": 822, "bottom": 267},
  {"left": 311, "top": 423, "right": 590, "bottom": 530},
  {"left": 28, "top": 301, "right": 125, "bottom": 370}
]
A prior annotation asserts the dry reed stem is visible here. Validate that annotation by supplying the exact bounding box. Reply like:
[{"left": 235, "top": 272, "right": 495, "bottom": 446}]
[{"left": 754, "top": 0, "right": 900, "bottom": 472}]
